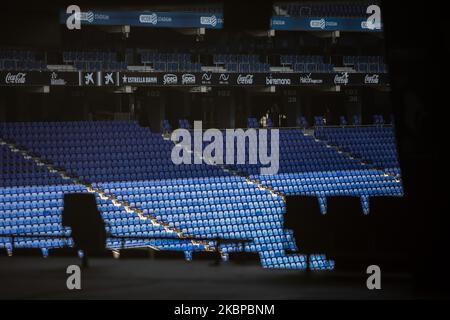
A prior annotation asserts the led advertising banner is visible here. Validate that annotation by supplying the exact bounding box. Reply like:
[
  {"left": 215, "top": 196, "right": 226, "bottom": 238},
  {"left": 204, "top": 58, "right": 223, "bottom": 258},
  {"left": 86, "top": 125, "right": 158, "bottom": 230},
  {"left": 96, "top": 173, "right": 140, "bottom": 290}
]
[
  {"left": 1, "top": 71, "right": 389, "bottom": 87},
  {"left": 60, "top": 10, "right": 224, "bottom": 29},
  {"left": 60, "top": 10, "right": 381, "bottom": 32}
]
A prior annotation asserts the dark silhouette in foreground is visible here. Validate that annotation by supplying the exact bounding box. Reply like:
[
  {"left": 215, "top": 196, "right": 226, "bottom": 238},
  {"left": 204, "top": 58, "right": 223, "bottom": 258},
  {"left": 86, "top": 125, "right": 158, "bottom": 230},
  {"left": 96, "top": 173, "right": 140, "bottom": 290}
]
[{"left": 62, "top": 193, "right": 106, "bottom": 268}]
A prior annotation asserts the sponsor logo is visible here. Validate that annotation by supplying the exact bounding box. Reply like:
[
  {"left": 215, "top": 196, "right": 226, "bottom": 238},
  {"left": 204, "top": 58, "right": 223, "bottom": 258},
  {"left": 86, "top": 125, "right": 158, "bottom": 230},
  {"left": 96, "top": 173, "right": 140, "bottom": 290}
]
[
  {"left": 84, "top": 72, "right": 95, "bottom": 85},
  {"left": 299, "top": 73, "right": 323, "bottom": 84},
  {"left": 201, "top": 73, "right": 213, "bottom": 84},
  {"left": 163, "top": 74, "right": 178, "bottom": 85},
  {"left": 122, "top": 74, "right": 157, "bottom": 84},
  {"left": 200, "top": 15, "right": 217, "bottom": 27},
  {"left": 75, "top": 11, "right": 94, "bottom": 23},
  {"left": 310, "top": 18, "right": 338, "bottom": 30},
  {"left": 364, "top": 74, "right": 380, "bottom": 84},
  {"left": 334, "top": 72, "right": 349, "bottom": 85},
  {"left": 5, "top": 72, "right": 26, "bottom": 84},
  {"left": 104, "top": 72, "right": 115, "bottom": 85},
  {"left": 266, "top": 75, "right": 291, "bottom": 86},
  {"left": 201, "top": 73, "right": 212, "bottom": 81},
  {"left": 219, "top": 73, "right": 230, "bottom": 84},
  {"left": 271, "top": 19, "right": 286, "bottom": 26},
  {"left": 237, "top": 74, "right": 254, "bottom": 85},
  {"left": 310, "top": 19, "right": 326, "bottom": 29},
  {"left": 139, "top": 13, "right": 158, "bottom": 25},
  {"left": 182, "top": 73, "right": 196, "bottom": 85},
  {"left": 50, "top": 72, "right": 66, "bottom": 85}
]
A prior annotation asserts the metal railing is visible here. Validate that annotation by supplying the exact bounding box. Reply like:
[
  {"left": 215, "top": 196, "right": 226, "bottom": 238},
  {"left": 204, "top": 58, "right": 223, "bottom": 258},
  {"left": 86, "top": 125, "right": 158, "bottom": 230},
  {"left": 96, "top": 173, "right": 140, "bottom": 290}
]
[{"left": 0, "top": 233, "right": 252, "bottom": 252}]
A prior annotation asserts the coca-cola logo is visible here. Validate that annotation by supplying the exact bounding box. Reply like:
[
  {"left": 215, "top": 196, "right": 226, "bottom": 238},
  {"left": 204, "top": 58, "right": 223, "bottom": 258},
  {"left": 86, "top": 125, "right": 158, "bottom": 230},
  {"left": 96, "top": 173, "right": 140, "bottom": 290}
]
[
  {"left": 364, "top": 74, "right": 380, "bottom": 84},
  {"left": 5, "top": 72, "right": 27, "bottom": 84},
  {"left": 237, "top": 74, "right": 254, "bottom": 85},
  {"left": 182, "top": 74, "right": 196, "bottom": 85},
  {"left": 163, "top": 74, "right": 178, "bottom": 85},
  {"left": 334, "top": 72, "right": 349, "bottom": 85},
  {"left": 299, "top": 73, "right": 323, "bottom": 84}
]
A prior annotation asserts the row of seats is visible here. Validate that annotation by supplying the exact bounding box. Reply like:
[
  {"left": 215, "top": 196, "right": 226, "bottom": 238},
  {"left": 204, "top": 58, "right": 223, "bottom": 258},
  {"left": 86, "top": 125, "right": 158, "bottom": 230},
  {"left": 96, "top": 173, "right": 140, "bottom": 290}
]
[
  {"left": 0, "top": 60, "right": 47, "bottom": 71},
  {"left": 315, "top": 126, "right": 401, "bottom": 175},
  {"left": 0, "top": 48, "right": 46, "bottom": 70},
  {"left": 0, "top": 46, "right": 388, "bottom": 73},
  {"left": 276, "top": 2, "right": 376, "bottom": 18},
  {"left": 73, "top": 61, "right": 128, "bottom": 72}
]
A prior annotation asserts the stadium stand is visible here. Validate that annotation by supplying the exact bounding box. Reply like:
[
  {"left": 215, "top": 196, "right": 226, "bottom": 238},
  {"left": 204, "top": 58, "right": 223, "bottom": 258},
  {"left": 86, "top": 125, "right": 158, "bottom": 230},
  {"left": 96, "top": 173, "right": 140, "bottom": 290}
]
[
  {"left": 0, "top": 116, "right": 402, "bottom": 268},
  {"left": 1, "top": 45, "right": 390, "bottom": 74},
  {"left": 63, "top": 50, "right": 128, "bottom": 71},
  {"left": 343, "top": 55, "right": 388, "bottom": 73},
  {"left": 1, "top": 121, "right": 330, "bottom": 269},
  {"left": 213, "top": 54, "right": 270, "bottom": 72},
  {"left": 280, "top": 55, "right": 334, "bottom": 73},
  {"left": 139, "top": 50, "right": 201, "bottom": 72},
  {"left": 274, "top": 1, "right": 377, "bottom": 18},
  {"left": 179, "top": 124, "right": 402, "bottom": 219},
  {"left": 0, "top": 48, "right": 47, "bottom": 71},
  {"left": 315, "top": 125, "right": 401, "bottom": 175}
]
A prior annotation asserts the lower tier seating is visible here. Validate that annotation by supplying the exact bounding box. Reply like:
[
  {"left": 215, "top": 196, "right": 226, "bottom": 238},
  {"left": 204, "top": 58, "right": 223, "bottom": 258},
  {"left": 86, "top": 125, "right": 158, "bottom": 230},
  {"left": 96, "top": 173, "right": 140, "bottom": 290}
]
[{"left": 0, "top": 121, "right": 403, "bottom": 270}]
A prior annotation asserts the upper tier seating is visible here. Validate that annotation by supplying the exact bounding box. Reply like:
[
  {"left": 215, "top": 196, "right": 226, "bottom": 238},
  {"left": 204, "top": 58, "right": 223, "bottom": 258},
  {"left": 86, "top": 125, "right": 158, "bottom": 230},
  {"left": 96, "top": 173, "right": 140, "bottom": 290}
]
[
  {"left": 63, "top": 50, "right": 128, "bottom": 71},
  {"left": 0, "top": 48, "right": 46, "bottom": 71},
  {"left": 343, "top": 55, "right": 388, "bottom": 73},
  {"left": 275, "top": 1, "right": 376, "bottom": 18},
  {"left": 213, "top": 54, "right": 270, "bottom": 72},
  {"left": 280, "top": 55, "right": 334, "bottom": 73},
  {"left": 140, "top": 51, "right": 202, "bottom": 72}
]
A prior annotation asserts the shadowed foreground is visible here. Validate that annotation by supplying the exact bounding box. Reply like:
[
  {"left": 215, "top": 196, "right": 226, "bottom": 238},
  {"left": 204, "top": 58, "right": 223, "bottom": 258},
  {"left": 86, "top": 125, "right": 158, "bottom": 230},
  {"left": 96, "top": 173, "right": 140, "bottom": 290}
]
[{"left": 0, "top": 257, "right": 425, "bottom": 300}]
